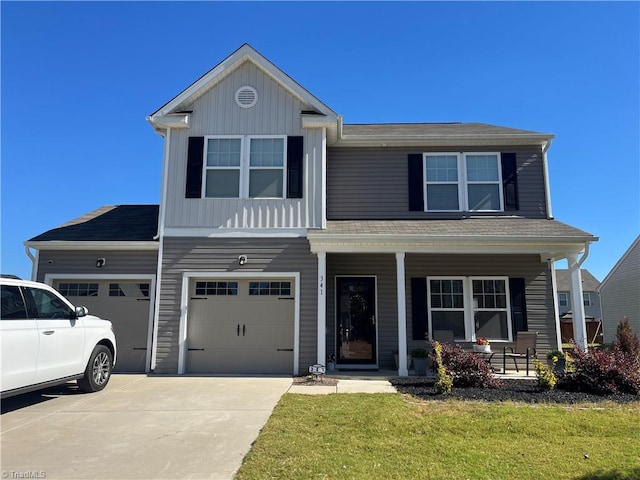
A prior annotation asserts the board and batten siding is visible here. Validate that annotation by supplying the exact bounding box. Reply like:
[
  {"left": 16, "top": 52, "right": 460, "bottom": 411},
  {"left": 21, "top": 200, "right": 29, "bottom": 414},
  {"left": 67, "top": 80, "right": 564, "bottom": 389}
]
[
  {"left": 154, "top": 237, "right": 318, "bottom": 374},
  {"left": 35, "top": 250, "right": 159, "bottom": 282},
  {"left": 164, "top": 61, "right": 324, "bottom": 230},
  {"left": 600, "top": 239, "right": 640, "bottom": 343},
  {"left": 325, "top": 253, "right": 554, "bottom": 368},
  {"left": 326, "top": 146, "right": 547, "bottom": 219}
]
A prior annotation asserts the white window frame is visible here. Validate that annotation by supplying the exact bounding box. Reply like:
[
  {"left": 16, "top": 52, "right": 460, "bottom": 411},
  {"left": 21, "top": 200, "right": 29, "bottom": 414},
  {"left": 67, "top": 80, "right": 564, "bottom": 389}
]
[
  {"left": 426, "top": 276, "right": 513, "bottom": 343},
  {"left": 463, "top": 153, "right": 504, "bottom": 212},
  {"left": 427, "top": 276, "right": 467, "bottom": 340},
  {"left": 203, "top": 135, "right": 244, "bottom": 198},
  {"left": 583, "top": 292, "right": 591, "bottom": 307},
  {"left": 469, "top": 276, "right": 512, "bottom": 343},
  {"left": 246, "top": 135, "right": 287, "bottom": 199},
  {"left": 202, "top": 135, "right": 287, "bottom": 199},
  {"left": 423, "top": 152, "right": 503, "bottom": 212},
  {"left": 558, "top": 292, "right": 569, "bottom": 307}
]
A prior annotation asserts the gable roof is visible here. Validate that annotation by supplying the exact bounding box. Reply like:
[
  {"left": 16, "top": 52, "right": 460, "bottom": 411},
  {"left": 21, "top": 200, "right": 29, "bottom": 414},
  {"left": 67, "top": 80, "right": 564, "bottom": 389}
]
[
  {"left": 148, "top": 43, "right": 338, "bottom": 121},
  {"left": 26, "top": 205, "right": 159, "bottom": 243},
  {"left": 598, "top": 235, "right": 640, "bottom": 290},
  {"left": 555, "top": 268, "right": 600, "bottom": 292}
]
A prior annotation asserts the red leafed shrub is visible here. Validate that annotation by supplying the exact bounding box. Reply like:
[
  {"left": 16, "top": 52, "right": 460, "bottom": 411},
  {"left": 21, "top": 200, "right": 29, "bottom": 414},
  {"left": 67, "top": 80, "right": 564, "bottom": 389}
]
[
  {"left": 558, "top": 343, "right": 640, "bottom": 395},
  {"left": 614, "top": 317, "right": 640, "bottom": 369},
  {"left": 432, "top": 342, "right": 503, "bottom": 389}
]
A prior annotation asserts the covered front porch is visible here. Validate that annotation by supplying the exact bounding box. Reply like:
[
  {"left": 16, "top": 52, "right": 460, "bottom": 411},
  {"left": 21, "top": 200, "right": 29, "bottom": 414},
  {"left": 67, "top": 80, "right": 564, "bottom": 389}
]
[{"left": 308, "top": 219, "right": 597, "bottom": 377}]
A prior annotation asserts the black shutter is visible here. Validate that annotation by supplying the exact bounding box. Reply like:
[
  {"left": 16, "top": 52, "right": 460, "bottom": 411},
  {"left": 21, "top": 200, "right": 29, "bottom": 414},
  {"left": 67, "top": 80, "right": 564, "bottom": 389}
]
[
  {"left": 186, "top": 137, "right": 205, "bottom": 198},
  {"left": 411, "top": 278, "right": 428, "bottom": 340},
  {"left": 287, "top": 136, "right": 304, "bottom": 199},
  {"left": 501, "top": 153, "right": 519, "bottom": 211},
  {"left": 509, "top": 278, "right": 528, "bottom": 333},
  {"left": 408, "top": 154, "right": 424, "bottom": 211}
]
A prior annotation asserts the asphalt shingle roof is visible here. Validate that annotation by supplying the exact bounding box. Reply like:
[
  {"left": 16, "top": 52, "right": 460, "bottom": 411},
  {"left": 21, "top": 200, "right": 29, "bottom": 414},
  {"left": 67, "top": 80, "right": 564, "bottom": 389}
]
[
  {"left": 341, "top": 123, "right": 552, "bottom": 138},
  {"left": 29, "top": 205, "right": 159, "bottom": 242},
  {"left": 314, "top": 218, "right": 595, "bottom": 240}
]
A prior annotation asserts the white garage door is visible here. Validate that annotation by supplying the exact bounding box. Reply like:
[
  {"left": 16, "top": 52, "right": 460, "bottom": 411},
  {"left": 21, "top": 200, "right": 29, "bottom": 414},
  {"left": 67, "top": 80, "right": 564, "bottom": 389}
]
[
  {"left": 187, "top": 279, "right": 295, "bottom": 374},
  {"left": 54, "top": 280, "right": 151, "bottom": 373}
]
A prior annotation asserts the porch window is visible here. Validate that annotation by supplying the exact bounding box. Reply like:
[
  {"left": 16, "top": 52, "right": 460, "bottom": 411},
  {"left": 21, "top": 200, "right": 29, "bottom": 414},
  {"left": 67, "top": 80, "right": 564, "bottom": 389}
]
[
  {"left": 472, "top": 278, "right": 510, "bottom": 341},
  {"left": 428, "top": 278, "right": 466, "bottom": 340},
  {"left": 427, "top": 276, "right": 512, "bottom": 342}
]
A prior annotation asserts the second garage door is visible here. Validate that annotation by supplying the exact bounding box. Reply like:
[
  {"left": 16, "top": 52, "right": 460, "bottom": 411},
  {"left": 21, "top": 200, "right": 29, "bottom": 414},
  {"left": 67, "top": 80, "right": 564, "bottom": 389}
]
[
  {"left": 54, "top": 280, "right": 152, "bottom": 373},
  {"left": 187, "top": 278, "right": 295, "bottom": 374}
]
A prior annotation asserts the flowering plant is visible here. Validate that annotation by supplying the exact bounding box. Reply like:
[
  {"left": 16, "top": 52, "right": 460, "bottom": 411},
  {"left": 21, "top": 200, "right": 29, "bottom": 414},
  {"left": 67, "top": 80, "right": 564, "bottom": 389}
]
[
  {"left": 475, "top": 337, "right": 490, "bottom": 346},
  {"left": 546, "top": 349, "right": 565, "bottom": 363}
]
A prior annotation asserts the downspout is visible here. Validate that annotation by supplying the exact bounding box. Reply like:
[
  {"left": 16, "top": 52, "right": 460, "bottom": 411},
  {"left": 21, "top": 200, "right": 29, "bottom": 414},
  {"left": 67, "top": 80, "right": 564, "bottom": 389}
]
[
  {"left": 549, "top": 259, "right": 563, "bottom": 351},
  {"left": 150, "top": 127, "right": 171, "bottom": 372},
  {"left": 24, "top": 245, "right": 37, "bottom": 281},
  {"left": 542, "top": 139, "right": 554, "bottom": 219}
]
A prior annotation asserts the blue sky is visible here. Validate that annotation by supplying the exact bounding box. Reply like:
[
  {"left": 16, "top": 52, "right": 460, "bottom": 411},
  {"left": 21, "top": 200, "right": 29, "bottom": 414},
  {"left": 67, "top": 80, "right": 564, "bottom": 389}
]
[{"left": 1, "top": 1, "right": 639, "bottom": 282}]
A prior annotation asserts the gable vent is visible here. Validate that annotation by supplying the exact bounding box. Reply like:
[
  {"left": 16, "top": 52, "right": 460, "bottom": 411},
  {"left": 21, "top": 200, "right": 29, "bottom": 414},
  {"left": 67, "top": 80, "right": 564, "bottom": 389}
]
[{"left": 235, "top": 86, "right": 258, "bottom": 109}]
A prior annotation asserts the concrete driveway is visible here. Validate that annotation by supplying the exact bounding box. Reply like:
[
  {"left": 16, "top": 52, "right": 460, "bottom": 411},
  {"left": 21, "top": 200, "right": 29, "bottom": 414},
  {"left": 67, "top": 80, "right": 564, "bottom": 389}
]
[{"left": 1, "top": 374, "right": 292, "bottom": 479}]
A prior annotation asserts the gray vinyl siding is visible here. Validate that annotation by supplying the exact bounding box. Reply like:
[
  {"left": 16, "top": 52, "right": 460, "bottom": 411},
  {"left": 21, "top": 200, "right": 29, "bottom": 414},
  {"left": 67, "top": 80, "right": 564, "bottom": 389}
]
[
  {"left": 34, "top": 250, "right": 158, "bottom": 282},
  {"left": 327, "top": 146, "right": 548, "bottom": 219},
  {"left": 556, "top": 290, "right": 602, "bottom": 320},
  {"left": 164, "top": 61, "right": 324, "bottom": 230},
  {"left": 155, "top": 237, "right": 318, "bottom": 373},
  {"left": 600, "top": 239, "right": 640, "bottom": 343},
  {"left": 326, "top": 253, "right": 555, "bottom": 369}
]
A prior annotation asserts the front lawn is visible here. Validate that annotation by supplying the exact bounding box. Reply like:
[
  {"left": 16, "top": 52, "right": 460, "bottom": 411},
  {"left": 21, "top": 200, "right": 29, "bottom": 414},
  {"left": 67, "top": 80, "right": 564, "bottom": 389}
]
[{"left": 236, "top": 394, "right": 640, "bottom": 480}]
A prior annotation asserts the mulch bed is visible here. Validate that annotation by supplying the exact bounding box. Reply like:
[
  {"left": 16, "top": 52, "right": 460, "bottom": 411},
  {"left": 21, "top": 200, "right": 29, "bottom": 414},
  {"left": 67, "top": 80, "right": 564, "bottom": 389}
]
[
  {"left": 389, "top": 377, "right": 640, "bottom": 404},
  {"left": 293, "top": 375, "right": 339, "bottom": 386}
]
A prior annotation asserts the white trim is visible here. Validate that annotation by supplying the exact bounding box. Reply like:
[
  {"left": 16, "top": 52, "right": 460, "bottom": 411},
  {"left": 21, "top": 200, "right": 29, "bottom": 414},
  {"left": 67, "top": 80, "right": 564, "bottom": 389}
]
[
  {"left": 423, "top": 152, "right": 503, "bottom": 213},
  {"left": 395, "top": 253, "right": 408, "bottom": 376},
  {"left": 334, "top": 275, "right": 379, "bottom": 369},
  {"left": 150, "top": 44, "right": 337, "bottom": 120},
  {"left": 178, "top": 271, "right": 300, "bottom": 375},
  {"left": 336, "top": 133, "right": 554, "bottom": 148},
  {"left": 426, "top": 276, "right": 512, "bottom": 343},
  {"left": 568, "top": 254, "right": 588, "bottom": 350},
  {"left": 43, "top": 273, "right": 157, "bottom": 373},
  {"left": 163, "top": 227, "right": 307, "bottom": 238},
  {"left": 202, "top": 135, "right": 287, "bottom": 199},
  {"left": 24, "top": 241, "right": 159, "bottom": 251},
  {"left": 317, "top": 252, "right": 327, "bottom": 366},
  {"left": 550, "top": 261, "right": 563, "bottom": 350},
  {"left": 321, "top": 127, "right": 327, "bottom": 230},
  {"left": 542, "top": 139, "right": 554, "bottom": 218}
]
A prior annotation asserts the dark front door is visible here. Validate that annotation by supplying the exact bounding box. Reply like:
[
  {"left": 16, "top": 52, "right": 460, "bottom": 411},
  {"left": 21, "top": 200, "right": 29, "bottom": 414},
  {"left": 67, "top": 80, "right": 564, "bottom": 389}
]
[{"left": 336, "top": 277, "right": 377, "bottom": 365}]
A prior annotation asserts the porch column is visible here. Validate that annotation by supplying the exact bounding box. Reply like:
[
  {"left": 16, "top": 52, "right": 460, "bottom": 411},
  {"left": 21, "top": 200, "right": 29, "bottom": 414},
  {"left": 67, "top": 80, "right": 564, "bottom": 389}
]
[
  {"left": 396, "top": 252, "right": 409, "bottom": 376},
  {"left": 317, "top": 251, "right": 327, "bottom": 366},
  {"left": 568, "top": 253, "right": 588, "bottom": 351}
]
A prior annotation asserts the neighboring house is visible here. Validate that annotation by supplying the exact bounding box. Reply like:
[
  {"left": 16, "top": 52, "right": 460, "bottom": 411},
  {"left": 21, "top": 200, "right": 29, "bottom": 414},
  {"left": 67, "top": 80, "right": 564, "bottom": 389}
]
[
  {"left": 598, "top": 236, "right": 640, "bottom": 343},
  {"left": 24, "top": 44, "right": 598, "bottom": 376},
  {"left": 554, "top": 268, "right": 603, "bottom": 344}
]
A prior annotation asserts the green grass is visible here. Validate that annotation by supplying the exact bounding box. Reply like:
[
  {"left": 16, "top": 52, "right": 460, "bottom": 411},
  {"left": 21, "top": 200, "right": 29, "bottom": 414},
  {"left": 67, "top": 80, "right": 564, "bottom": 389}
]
[{"left": 236, "top": 394, "right": 640, "bottom": 480}]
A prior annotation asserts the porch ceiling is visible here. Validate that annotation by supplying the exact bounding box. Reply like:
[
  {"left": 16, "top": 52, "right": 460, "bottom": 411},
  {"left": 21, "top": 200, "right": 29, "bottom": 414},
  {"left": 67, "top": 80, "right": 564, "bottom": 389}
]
[{"left": 308, "top": 218, "right": 597, "bottom": 259}]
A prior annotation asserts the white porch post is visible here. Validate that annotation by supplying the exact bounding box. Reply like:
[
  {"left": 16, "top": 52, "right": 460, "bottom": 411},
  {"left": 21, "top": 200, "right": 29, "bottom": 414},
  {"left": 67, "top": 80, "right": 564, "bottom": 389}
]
[
  {"left": 568, "top": 253, "right": 588, "bottom": 351},
  {"left": 396, "top": 252, "right": 409, "bottom": 376},
  {"left": 317, "top": 251, "right": 327, "bottom": 366}
]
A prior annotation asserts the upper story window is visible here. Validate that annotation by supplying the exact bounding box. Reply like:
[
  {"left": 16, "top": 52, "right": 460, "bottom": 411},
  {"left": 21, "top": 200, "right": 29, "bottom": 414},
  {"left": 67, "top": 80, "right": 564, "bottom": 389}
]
[
  {"left": 204, "top": 135, "right": 286, "bottom": 199},
  {"left": 423, "top": 152, "right": 503, "bottom": 212},
  {"left": 583, "top": 292, "right": 591, "bottom": 307}
]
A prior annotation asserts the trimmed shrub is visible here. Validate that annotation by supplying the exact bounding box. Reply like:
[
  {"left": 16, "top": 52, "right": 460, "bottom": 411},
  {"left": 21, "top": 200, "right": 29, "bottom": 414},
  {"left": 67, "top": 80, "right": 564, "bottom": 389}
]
[
  {"left": 557, "top": 343, "right": 640, "bottom": 395},
  {"left": 432, "top": 342, "right": 503, "bottom": 389}
]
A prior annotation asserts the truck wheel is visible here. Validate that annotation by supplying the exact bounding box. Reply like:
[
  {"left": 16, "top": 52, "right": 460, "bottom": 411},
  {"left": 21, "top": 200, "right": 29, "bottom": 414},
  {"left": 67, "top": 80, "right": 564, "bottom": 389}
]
[{"left": 77, "top": 345, "right": 113, "bottom": 392}]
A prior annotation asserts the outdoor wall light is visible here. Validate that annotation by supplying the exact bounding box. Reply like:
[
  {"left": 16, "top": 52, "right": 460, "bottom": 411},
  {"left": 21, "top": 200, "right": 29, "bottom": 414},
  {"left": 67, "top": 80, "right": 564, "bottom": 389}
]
[
  {"left": 96, "top": 258, "right": 106, "bottom": 268},
  {"left": 238, "top": 255, "right": 248, "bottom": 266}
]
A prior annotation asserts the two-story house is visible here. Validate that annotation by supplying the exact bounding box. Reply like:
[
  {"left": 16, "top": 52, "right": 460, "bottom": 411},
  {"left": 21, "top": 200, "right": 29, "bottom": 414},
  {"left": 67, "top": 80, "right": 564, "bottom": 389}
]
[{"left": 25, "top": 44, "right": 598, "bottom": 376}]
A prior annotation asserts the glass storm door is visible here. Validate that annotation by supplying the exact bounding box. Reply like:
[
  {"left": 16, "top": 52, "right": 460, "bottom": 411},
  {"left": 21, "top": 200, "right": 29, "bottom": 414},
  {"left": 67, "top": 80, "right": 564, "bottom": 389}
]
[{"left": 336, "top": 277, "right": 377, "bottom": 365}]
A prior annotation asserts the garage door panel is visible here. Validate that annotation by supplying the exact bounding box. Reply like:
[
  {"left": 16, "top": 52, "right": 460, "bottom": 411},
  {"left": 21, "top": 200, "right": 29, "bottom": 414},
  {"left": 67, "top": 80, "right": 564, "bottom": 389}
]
[
  {"left": 55, "top": 280, "right": 151, "bottom": 373},
  {"left": 186, "top": 279, "right": 295, "bottom": 375}
]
